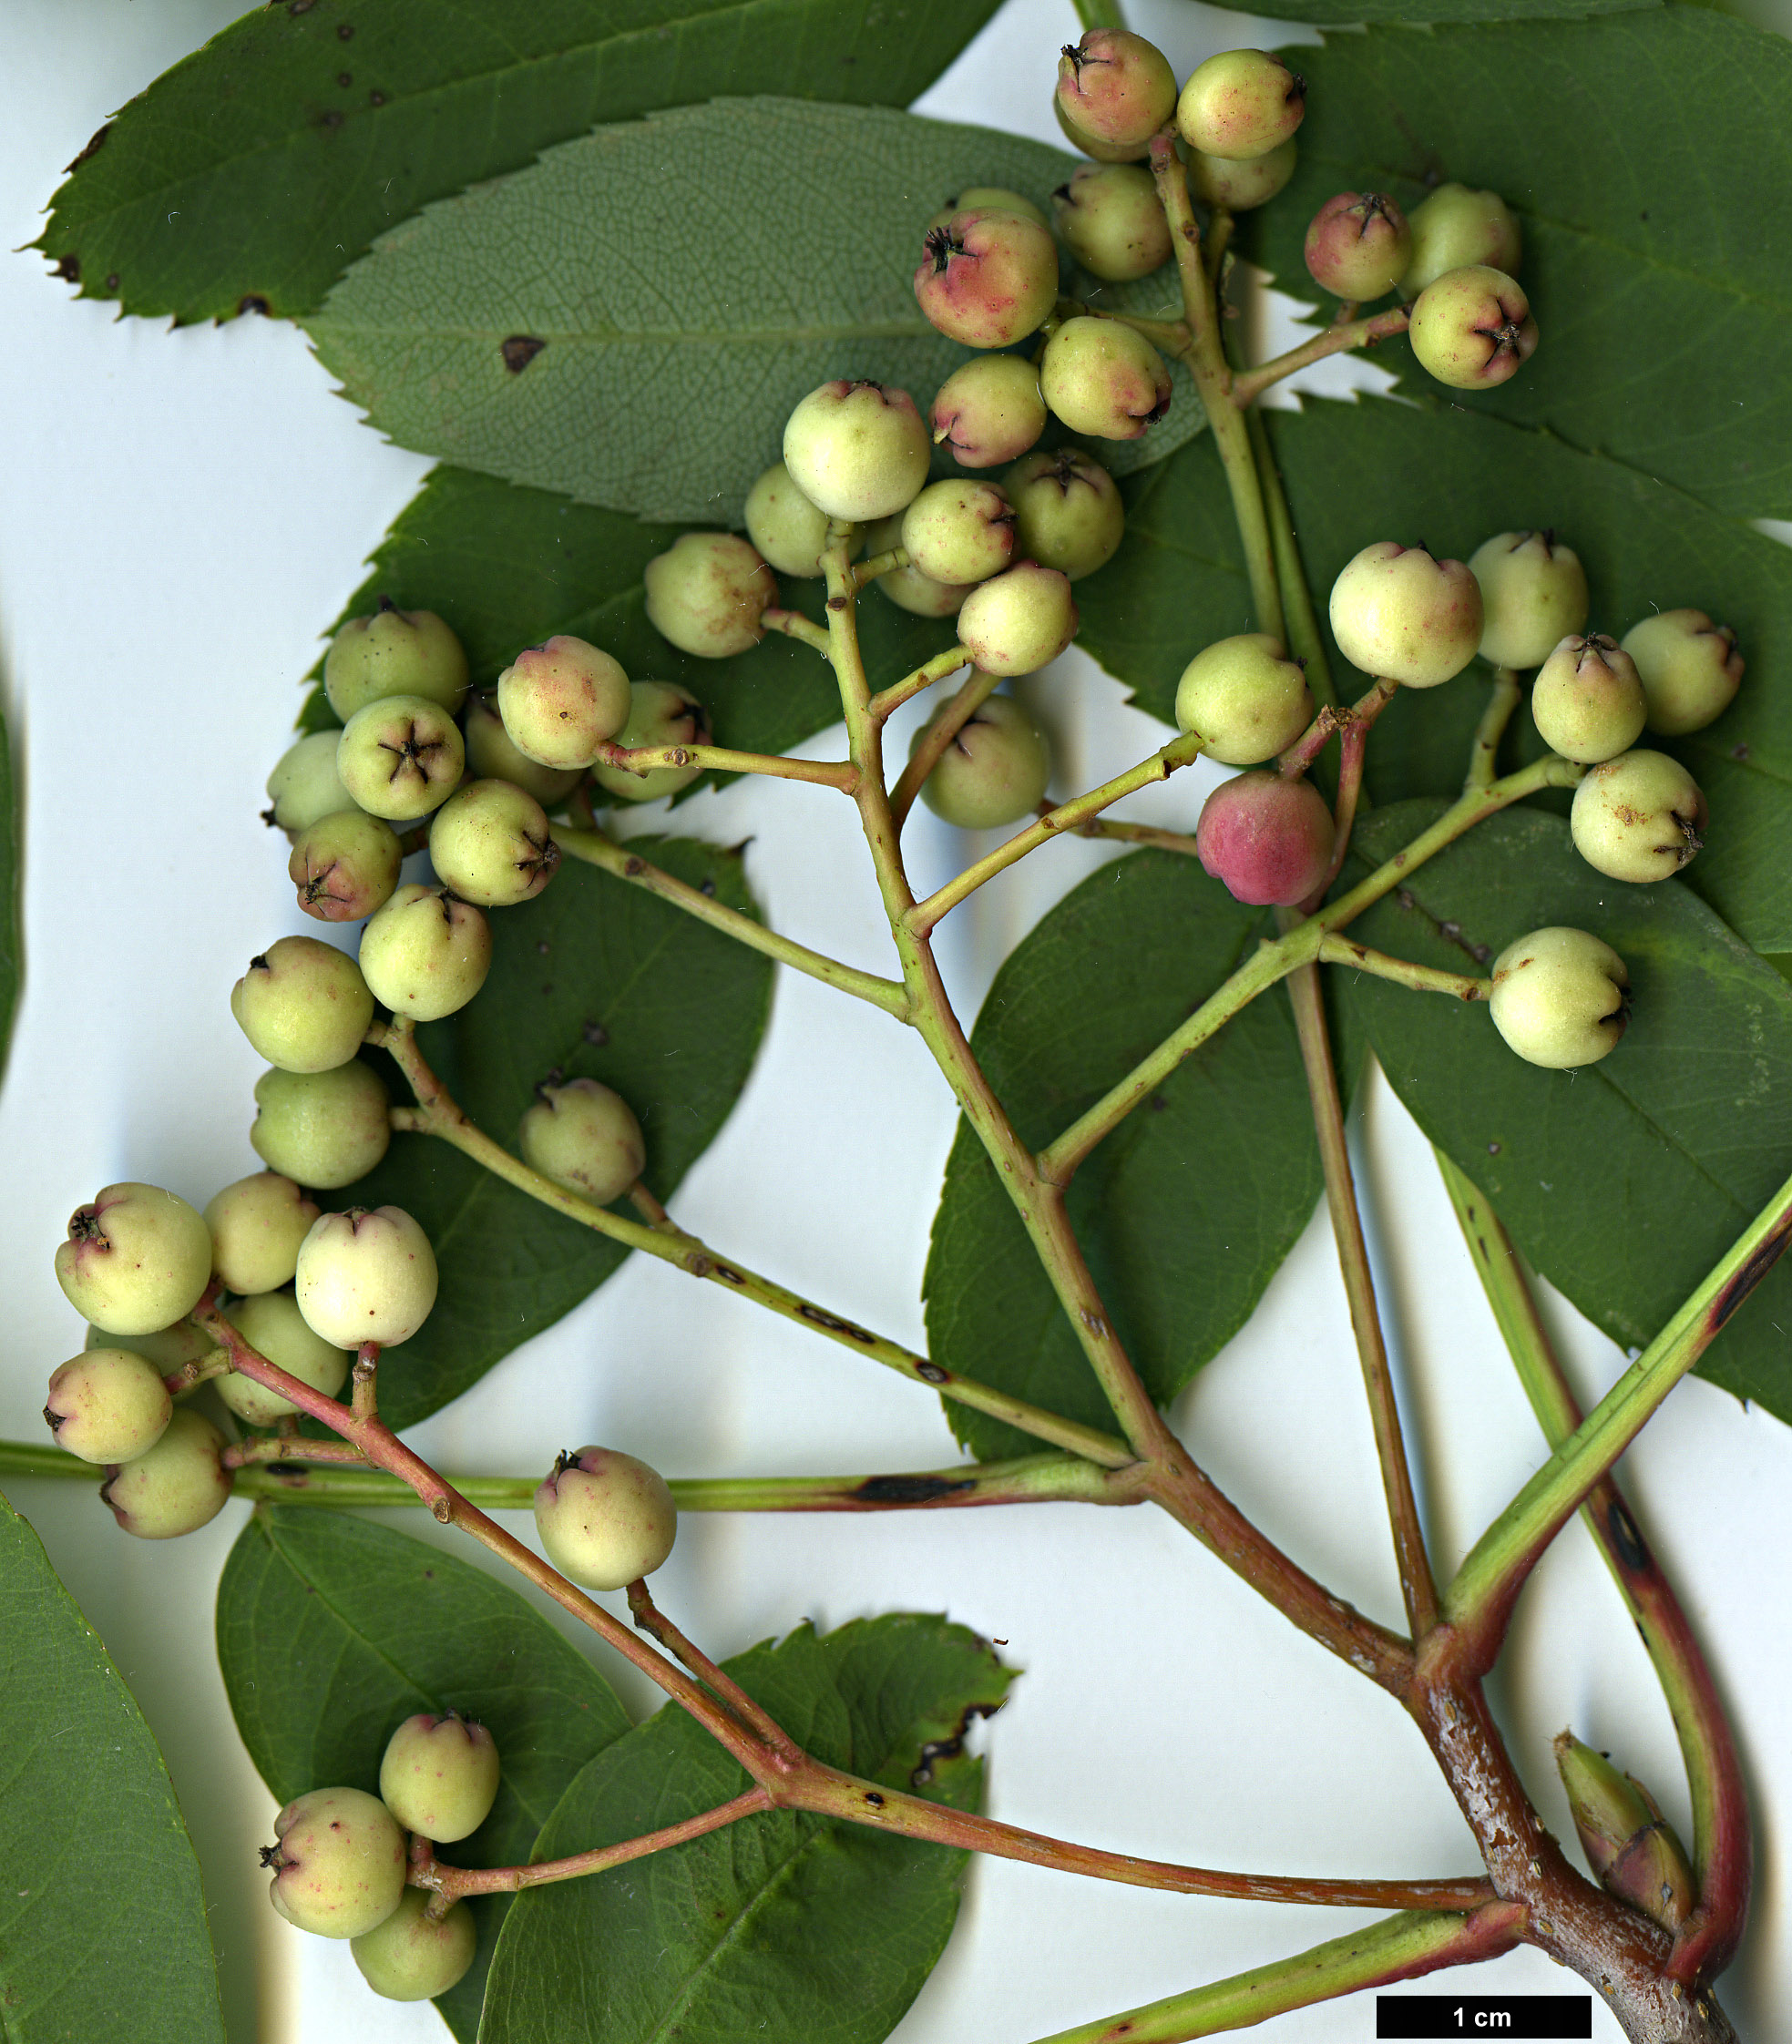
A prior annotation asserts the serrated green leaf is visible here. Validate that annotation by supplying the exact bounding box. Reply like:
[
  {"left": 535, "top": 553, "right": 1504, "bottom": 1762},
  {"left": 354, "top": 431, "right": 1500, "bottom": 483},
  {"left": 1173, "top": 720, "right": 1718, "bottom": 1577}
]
[
  {"left": 0, "top": 708, "right": 17, "bottom": 1084},
  {"left": 1080, "top": 396, "right": 1792, "bottom": 956},
  {"left": 1242, "top": 12, "right": 1792, "bottom": 521},
  {"left": 36, "top": 0, "right": 1007, "bottom": 325},
  {"left": 295, "top": 465, "right": 964, "bottom": 770},
  {"left": 343, "top": 835, "right": 771, "bottom": 1429},
  {"left": 306, "top": 98, "right": 1203, "bottom": 524},
  {"left": 1342, "top": 802, "right": 1792, "bottom": 1422},
  {"left": 482, "top": 1614, "right": 1012, "bottom": 2044},
  {"left": 217, "top": 1507, "right": 632, "bottom": 2041},
  {"left": 0, "top": 1487, "right": 225, "bottom": 2042},
  {"left": 925, "top": 851, "right": 1323, "bottom": 1462}
]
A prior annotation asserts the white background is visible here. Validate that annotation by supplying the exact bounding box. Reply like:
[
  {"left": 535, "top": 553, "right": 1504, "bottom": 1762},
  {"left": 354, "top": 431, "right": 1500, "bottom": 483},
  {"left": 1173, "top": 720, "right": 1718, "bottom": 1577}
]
[{"left": 2, "top": 3, "right": 1790, "bottom": 2040}]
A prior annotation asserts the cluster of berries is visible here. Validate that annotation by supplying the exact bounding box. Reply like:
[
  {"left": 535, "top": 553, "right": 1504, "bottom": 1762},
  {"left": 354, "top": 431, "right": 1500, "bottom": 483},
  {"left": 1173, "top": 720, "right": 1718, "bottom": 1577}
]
[{"left": 261, "top": 1712, "right": 499, "bottom": 1999}]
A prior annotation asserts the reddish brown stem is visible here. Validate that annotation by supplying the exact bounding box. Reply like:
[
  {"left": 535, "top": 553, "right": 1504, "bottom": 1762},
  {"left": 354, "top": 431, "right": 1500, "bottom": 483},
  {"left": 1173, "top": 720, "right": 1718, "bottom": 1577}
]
[{"left": 628, "top": 1579, "right": 803, "bottom": 1765}]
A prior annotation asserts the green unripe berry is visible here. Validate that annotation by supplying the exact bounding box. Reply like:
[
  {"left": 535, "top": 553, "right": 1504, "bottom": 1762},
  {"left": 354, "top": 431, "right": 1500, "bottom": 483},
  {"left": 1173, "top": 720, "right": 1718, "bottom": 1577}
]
[
  {"left": 56, "top": 1182, "right": 213, "bottom": 1337},
  {"left": 85, "top": 1319, "right": 219, "bottom": 1375},
  {"left": 295, "top": 1206, "right": 439, "bottom": 1349},
  {"left": 592, "top": 682, "right": 709, "bottom": 804},
  {"left": 1571, "top": 751, "right": 1707, "bottom": 884},
  {"left": 1056, "top": 29, "right": 1177, "bottom": 155},
  {"left": 1408, "top": 266, "right": 1537, "bottom": 390},
  {"left": 744, "top": 462, "right": 865, "bottom": 579},
  {"left": 336, "top": 695, "right": 466, "bottom": 821},
  {"left": 901, "top": 480, "right": 1016, "bottom": 585},
  {"left": 1489, "top": 926, "right": 1630, "bottom": 1069},
  {"left": 864, "top": 515, "right": 970, "bottom": 617},
  {"left": 957, "top": 562, "right": 1079, "bottom": 677},
  {"left": 289, "top": 810, "right": 404, "bottom": 924},
  {"left": 429, "top": 779, "right": 558, "bottom": 907},
  {"left": 1401, "top": 184, "right": 1521, "bottom": 300},
  {"left": 1174, "top": 635, "right": 1314, "bottom": 766},
  {"left": 1186, "top": 138, "right": 1296, "bottom": 212},
  {"left": 1004, "top": 449, "right": 1124, "bottom": 581},
  {"left": 352, "top": 1888, "right": 477, "bottom": 2001},
  {"left": 497, "top": 637, "right": 631, "bottom": 771},
  {"left": 534, "top": 1446, "right": 678, "bottom": 1591},
  {"left": 1531, "top": 634, "right": 1648, "bottom": 763},
  {"left": 783, "top": 381, "right": 931, "bottom": 521},
  {"left": 915, "top": 695, "right": 1053, "bottom": 829},
  {"left": 266, "top": 731, "right": 360, "bottom": 836},
  {"left": 463, "top": 692, "right": 584, "bottom": 806},
  {"left": 358, "top": 884, "right": 493, "bottom": 1021},
  {"left": 1467, "top": 532, "right": 1590, "bottom": 671},
  {"left": 379, "top": 1713, "right": 501, "bottom": 1843},
  {"left": 204, "top": 1172, "right": 321, "bottom": 1295},
  {"left": 930, "top": 355, "right": 1047, "bottom": 471},
  {"left": 45, "top": 1348, "right": 172, "bottom": 1464},
  {"left": 265, "top": 1786, "right": 407, "bottom": 1939},
  {"left": 100, "top": 1407, "right": 232, "bottom": 1538},
  {"left": 231, "top": 935, "right": 375, "bottom": 1074},
  {"left": 1622, "top": 610, "right": 1744, "bottom": 736},
  {"left": 251, "top": 1062, "right": 392, "bottom": 1190},
  {"left": 927, "top": 187, "right": 1050, "bottom": 232},
  {"left": 1304, "top": 192, "right": 1411, "bottom": 301},
  {"left": 323, "top": 600, "right": 469, "bottom": 722},
  {"left": 518, "top": 1078, "right": 646, "bottom": 1206},
  {"left": 643, "top": 532, "right": 777, "bottom": 659},
  {"left": 216, "top": 1289, "right": 351, "bottom": 1426},
  {"left": 1329, "top": 543, "right": 1484, "bottom": 688},
  {"left": 1039, "top": 317, "right": 1172, "bottom": 440},
  {"left": 1052, "top": 164, "right": 1171, "bottom": 282},
  {"left": 1176, "top": 49, "right": 1305, "bottom": 162}
]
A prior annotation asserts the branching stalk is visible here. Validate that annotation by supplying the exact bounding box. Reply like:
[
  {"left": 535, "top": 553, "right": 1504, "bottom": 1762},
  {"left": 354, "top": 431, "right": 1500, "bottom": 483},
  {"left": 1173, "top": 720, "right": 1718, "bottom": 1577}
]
[
  {"left": 1316, "top": 934, "right": 1490, "bottom": 1003},
  {"left": 906, "top": 732, "right": 1205, "bottom": 935},
  {"left": 886, "top": 664, "right": 1002, "bottom": 829},
  {"left": 1436, "top": 1152, "right": 1751, "bottom": 1980},
  {"left": 551, "top": 823, "right": 909, "bottom": 1017},
  {"left": 1444, "top": 1162, "right": 1792, "bottom": 1669},
  {"left": 868, "top": 643, "right": 971, "bottom": 721},
  {"left": 1467, "top": 667, "right": 1523, "bottom": 790},
  {"left": 588, "top": 739, "right": 857, "bottom": 791},
  {"left": 762, "top": 608, "right": 832, "bottom": 654}
]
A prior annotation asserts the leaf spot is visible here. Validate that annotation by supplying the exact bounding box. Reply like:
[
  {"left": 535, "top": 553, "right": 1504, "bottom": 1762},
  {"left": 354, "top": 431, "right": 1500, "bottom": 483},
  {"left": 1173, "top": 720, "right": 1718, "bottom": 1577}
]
[{"left": 501, "top": 334, "right": 548, "bottom": 373}]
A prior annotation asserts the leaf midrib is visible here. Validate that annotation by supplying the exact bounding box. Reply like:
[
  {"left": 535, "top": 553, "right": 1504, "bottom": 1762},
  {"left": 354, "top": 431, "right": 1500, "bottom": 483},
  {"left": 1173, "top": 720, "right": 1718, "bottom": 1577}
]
[{"left": 311, "top": 319, "right": 938, "bottom": 347}]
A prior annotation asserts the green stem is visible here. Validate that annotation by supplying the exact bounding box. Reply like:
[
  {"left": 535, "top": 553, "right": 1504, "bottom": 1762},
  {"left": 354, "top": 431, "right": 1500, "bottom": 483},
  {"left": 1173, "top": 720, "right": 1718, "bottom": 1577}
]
[
  {"left": 1072, "top": 815, "right": 1203, "bottom": 858},
  {"left": 551, "top": 823, "right": 909, "bottom": 1017},
  {"left": 762, "top": 607, "right": 831, "bottom": 654},
  {"left": 1443, "top": 1161, "right": 1792, "bottom": 1666},
  {"left": 1435, "top": 1152, "right": 1752, "bottom": 1982},
  {"left": 1285, "top": 958, "right": 1439, "bottom": 1637},
  {"left": 1467, "top": 667, "right": 1523, "bottom": 791},
  {"left": 853, "top": 547, "right": 907, "bottom": 588},
  {"left": 419, "top": 1789, "right": 774, "bottom": 1904},
  {"left": 1147, "top": 136, "right": 1282, "bottom": 643},
  {"left": 1232, "top": 306, "right": 1411, "bottom": 407},
  {"left": 1039, "top": 756, "right": 1581, "bottom": 1182},
  {"left": 1071, "top": 0, "right": 1127, "bottom": 26},
  {"left": 906, "top": 732, "right": 1205, "bottom": 935},
  {"left": 377, "top": 1019, "right": 1134, "bottom": 1469},
  {"left": 887, "top": 664, "right": 1001, "bottom": 830},
  {"left": 1248, "top": 408, "right": 1334, "bottom": 707},
  {"left": 867, "top": 642, "right": 971, "bottom": 721},
  {"left": 588, "top": 740, "right": 856, "bottom": 791},
  {"left": 1316, "top": 934, "right": 1490, "bottom": 1003},
  {"left": 1026, "top": 1905, "right": 1527, "bottom": 2044}
]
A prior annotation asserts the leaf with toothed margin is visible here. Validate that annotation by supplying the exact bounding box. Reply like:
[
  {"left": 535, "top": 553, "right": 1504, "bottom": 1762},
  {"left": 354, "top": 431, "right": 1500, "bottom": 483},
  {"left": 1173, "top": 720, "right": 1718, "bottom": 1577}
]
[
  {"left": 303, "top": 98, "right": 1203, "bottom": 524},
  {"left": 480, "top": 1614, "right": 1014, "bottom": 2044},
  {"left": 1340, "top": 802, "right": 1792, "bottom": 1424},
  {"left": 35, "top": 0, "right": 1010, "bottom": 325},
  {"left": 216, "top": 1507, "right": 631, "bottom": 2043}
]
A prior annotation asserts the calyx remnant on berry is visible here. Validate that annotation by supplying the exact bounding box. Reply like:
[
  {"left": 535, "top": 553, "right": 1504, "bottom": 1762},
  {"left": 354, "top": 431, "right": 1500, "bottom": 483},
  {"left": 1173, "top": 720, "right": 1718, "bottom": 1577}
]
[
  {"left": 56, "top": 1182, "right": 214, "bottom": 1337},
  {"left": 931, "top": 355, "right": 1048, "bottom": 472},
  {"left": 534, "top": 1445, "right": 679, "bottom": 1591},
  {"left": 1328, "top": 543, "right": 1483, "bottom": 689},
  {"left": 1055, "top": 30, "right": 1177, "bottom": 156},
  {"left": 1531, "top": 634, "right": 1648, "bottom": 763},
  {"left": 783, "top": 381, "right": 931, "bottom": 523},
  {"left": 1304, "top": 192, "right": 1411, "bottom": 301},
  {"left": 1468, "top": 531, "right": 1590, "bottom": 672},
  {"left": 914, "top": 210, "right": 1060, "bottom": 351},
  {"left": 1408, "top": 266, "right": 1537, "bottom": 390},
  {"left": 1039, "top": 318, "right": 1172, "bottom": 440}
]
